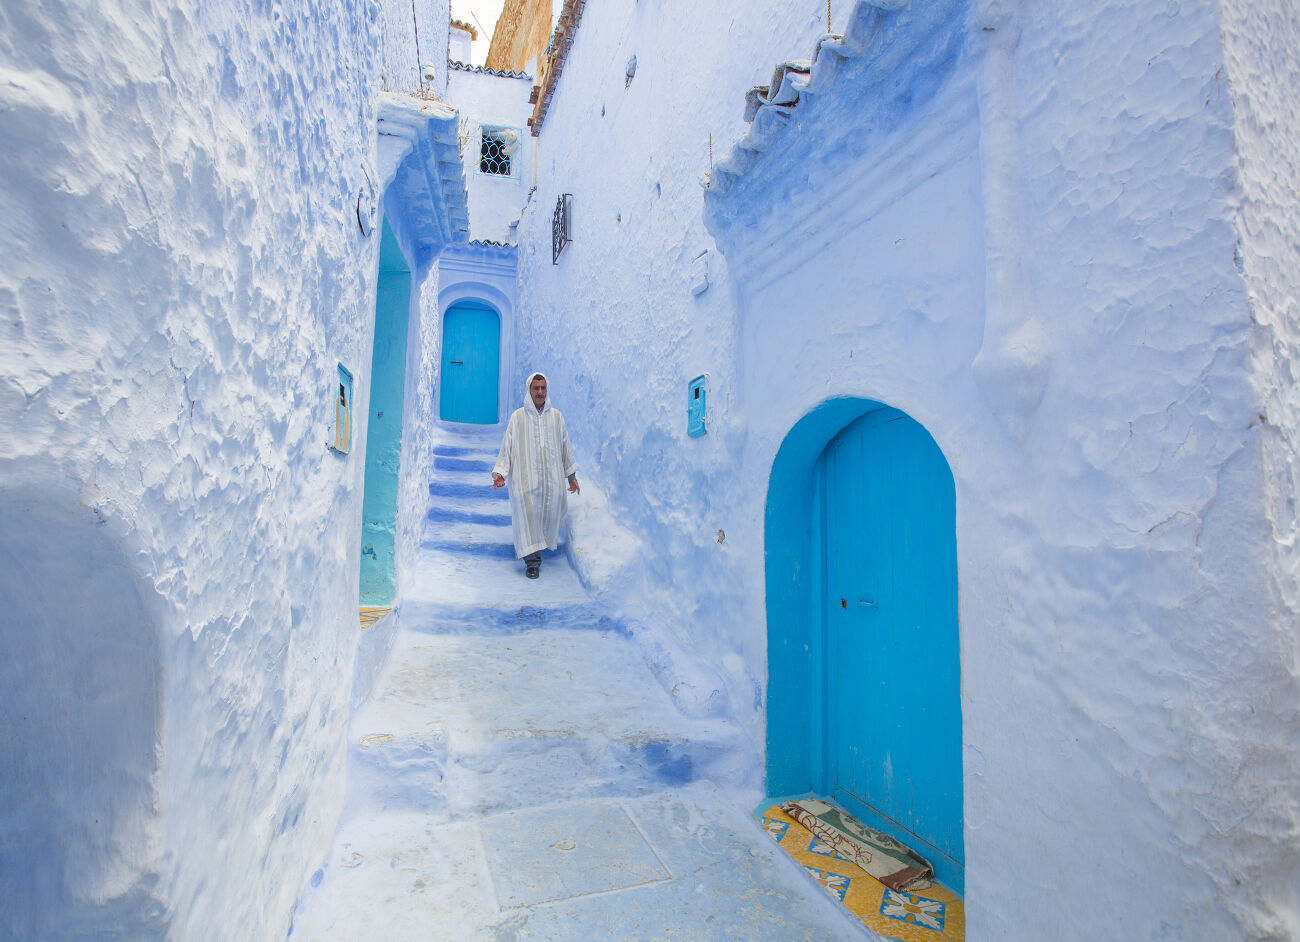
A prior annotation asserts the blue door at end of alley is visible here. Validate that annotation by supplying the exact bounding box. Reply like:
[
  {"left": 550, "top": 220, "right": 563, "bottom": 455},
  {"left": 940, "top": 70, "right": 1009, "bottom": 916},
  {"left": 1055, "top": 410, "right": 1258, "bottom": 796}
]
[
  {"left": 823, "top": 407, "right": 964, "bottom": 890},
  {"left": 440, "top": 301, "right": 500, "bottom": 424}
]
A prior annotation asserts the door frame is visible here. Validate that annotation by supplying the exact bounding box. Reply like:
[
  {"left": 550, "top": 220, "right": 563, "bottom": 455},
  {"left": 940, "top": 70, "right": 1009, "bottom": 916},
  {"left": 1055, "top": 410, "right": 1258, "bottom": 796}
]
[{"left": 765, "top": 397, "right": 964, "bottom": 890}]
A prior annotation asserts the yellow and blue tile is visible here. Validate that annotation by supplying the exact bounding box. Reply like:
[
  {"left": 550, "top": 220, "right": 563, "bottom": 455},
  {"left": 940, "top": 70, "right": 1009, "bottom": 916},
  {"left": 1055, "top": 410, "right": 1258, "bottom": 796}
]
[{"left": 759, "top": 805, "right": 965, "bottom": 942}]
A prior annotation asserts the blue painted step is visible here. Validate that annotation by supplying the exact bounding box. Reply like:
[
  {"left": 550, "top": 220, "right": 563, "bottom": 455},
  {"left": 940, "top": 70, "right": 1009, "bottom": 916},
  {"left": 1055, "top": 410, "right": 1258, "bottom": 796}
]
[
  {"left": 429, "top": 481, "right": 509, "bottom": 500},
  {"left": 432, "top": 444, "right": 497, "bottom": 458},
  {"left": 426, "top": 506, "right": 512, "bottom": 526},
  {"left": 421, "top": 540, "right": 517, "bottom": 559},
  {"left": 435, "top": 455, "right": 495, "bottom": 473}
]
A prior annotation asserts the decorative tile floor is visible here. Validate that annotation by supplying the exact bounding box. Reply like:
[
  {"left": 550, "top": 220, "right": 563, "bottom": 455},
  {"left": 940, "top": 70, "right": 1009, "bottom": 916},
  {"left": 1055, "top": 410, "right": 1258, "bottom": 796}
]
[
  {"left": 359, "top": 606, "right": 392, "bottom": 628},
  {"left": 759, "top": 804, "right": 965, "bottom": 942}
]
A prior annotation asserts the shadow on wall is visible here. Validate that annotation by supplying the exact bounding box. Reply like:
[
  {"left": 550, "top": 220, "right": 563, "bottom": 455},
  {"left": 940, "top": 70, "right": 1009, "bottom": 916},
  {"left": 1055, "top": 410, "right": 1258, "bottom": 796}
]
[{"left": 0, "top": 489, "right": 166, "bottom": 939}]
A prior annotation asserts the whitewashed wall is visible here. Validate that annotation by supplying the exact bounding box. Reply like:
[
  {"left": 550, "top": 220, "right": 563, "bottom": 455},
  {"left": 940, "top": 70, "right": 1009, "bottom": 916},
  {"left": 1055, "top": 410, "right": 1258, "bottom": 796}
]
[
  {"left": 512, "top": 0, "right": 1298, "bottom": 938},
  {"left": 1217, "top": 0, "right": 1300, "bottom": 934},
  {"left": 379, "top": 0, "right": 452, "bottom": 95},
  {"left": 448, "top": 64, "right": 537, "bottom": 244},
  {"left": 0, "top": 0, "right": 451, "bottom": 939}
]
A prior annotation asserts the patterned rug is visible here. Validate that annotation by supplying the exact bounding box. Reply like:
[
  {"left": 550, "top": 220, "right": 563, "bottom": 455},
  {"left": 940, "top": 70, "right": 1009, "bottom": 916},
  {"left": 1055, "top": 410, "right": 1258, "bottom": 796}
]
[{"left": 760, "top": 804, "right": 964, "bottom": 942}]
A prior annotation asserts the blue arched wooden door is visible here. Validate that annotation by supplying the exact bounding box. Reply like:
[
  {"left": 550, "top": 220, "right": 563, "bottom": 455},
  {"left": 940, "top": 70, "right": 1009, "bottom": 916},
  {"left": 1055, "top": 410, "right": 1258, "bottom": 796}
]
[
  {"left": 821, "top": 406, "right": 963, "bottom": 889},
  {"left": 765, "top": 399, "right": 963, "bottom": 891},
  {"left": 439, "top": 301, "right": 500, "bottom": 424}
]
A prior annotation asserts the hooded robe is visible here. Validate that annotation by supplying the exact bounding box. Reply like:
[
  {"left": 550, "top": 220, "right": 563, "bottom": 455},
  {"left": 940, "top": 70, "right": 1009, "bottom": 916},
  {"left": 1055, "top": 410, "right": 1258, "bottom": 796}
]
[{"left": 492, "top": 372, "right": 578, "bottom": 558}]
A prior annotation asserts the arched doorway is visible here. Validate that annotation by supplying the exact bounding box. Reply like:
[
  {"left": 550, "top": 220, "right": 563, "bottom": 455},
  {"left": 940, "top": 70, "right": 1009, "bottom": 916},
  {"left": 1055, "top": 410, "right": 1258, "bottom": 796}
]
[
  {"left": 766, "top": 398, "right": 963, "bottom": 890},
  {"left": 439, "top": 301, "right": 501, "bottom": 424}
]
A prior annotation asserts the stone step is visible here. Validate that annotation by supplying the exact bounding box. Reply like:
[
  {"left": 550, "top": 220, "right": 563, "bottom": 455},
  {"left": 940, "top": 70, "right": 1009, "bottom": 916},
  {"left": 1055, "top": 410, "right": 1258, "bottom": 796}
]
[
  {"left": 432, "top": 440, "right": 500, "bottom": 459},
  {"left": 345, "top": 627, "right": 747, "bottom": 819},
  {"left": 426, "top": 505, "right": 512, "bottom": 527},
  {"left": 421, "top": 539, "right": 516, "bottom": 559},
  {"left": 422, "top": 517, "right": 513, "bottom": 547},
  {"left": 434, "top": 454, "right": 496, "bottom": 473},
  {"left": 429, "top": 480, "right": 509, "bottom": 501}
]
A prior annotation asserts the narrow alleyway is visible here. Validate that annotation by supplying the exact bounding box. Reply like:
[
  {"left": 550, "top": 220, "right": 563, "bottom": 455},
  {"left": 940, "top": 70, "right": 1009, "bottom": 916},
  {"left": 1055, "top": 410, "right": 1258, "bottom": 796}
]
[{"left": 288, "top": 425, "right": 876, "bottom": 940}]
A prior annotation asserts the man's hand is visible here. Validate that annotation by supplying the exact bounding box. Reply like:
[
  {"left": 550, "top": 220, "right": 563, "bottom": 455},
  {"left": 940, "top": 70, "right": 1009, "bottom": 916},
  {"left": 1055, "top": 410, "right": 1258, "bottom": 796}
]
[
  {"left": 493, "top": 473, "right": 505, "bottom": 489},
  {"left": 568, "top": 475, "right": 580, "bottom": 495}
]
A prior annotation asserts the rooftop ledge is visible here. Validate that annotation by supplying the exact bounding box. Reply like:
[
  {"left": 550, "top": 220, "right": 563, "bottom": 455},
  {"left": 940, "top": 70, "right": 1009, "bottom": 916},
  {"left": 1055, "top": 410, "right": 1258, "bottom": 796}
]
[{"left": 376, "top": 93, "right": 470, "bottom": 267}]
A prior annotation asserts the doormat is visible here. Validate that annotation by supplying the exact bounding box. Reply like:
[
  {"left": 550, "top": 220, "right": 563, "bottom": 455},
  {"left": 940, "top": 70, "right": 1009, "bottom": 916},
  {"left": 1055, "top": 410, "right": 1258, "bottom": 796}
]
[
  {"left": 781, "top": 798, "right": 934, "bottom": 891},
  {"left": 759, "top": 804, "right": 964, "bottom": 942},
  {"left": 359, "top": 607, "right": 392, "bottom": 628}
]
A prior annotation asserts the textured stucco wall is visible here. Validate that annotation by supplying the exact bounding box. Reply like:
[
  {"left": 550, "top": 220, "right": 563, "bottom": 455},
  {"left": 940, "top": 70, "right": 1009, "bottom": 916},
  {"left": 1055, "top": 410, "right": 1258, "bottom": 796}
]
[
  {"left": 0, "top": 0, "right": 452, "bottom": 938},
  {"left": 379, "top": 0, "right": 451, "bottom": 96},
  {"left": 1217, "top": 0, "right": 1300, "bottom": 935},
  {"left": 513, "top": 0, "right": 1297, "bottom": 938}
]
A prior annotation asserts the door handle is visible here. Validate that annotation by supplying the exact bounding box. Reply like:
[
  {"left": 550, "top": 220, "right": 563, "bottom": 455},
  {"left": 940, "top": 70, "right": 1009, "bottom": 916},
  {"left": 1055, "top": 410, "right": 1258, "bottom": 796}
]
[{"left": 449, "top": 360, "right": 464, "bottom": 364}]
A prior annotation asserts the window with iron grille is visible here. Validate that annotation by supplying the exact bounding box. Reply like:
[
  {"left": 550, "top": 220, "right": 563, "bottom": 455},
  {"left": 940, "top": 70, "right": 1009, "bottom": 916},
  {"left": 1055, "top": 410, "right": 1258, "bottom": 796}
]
[
  {"left": 552, "top": 193, "right": 572, "bottom": 264},
  {"left": 479, "top": 126, "right": 517, "bottom": 177}
]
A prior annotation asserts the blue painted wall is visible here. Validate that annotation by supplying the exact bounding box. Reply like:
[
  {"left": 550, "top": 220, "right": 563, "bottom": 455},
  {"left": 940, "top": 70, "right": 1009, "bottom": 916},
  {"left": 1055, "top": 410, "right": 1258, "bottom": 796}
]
[{"left": 359, "top": 220, "right": 411, "bottom": 606}]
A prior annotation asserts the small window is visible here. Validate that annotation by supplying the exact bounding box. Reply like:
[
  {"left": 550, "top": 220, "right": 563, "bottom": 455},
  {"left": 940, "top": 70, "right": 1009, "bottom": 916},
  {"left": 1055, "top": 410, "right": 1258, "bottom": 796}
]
[
  {"left": 332, "top": 364, "right": 353, "bottom": 454},
  {"left": 479, "top": 126, "right": 518, "bottom": 176}
]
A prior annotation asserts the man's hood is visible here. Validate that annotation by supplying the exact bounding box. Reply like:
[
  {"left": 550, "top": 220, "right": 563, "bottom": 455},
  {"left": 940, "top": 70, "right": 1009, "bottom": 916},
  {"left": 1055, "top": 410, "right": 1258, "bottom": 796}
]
[{"left": 524, "top": 370, "right": 551, "bottom": 415}]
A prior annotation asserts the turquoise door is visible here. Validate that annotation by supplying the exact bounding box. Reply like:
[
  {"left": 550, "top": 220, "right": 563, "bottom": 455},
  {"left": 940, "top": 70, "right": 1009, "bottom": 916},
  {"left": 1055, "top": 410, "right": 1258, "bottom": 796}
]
[
  {"left": 359, "top": 220, "right": 410, "bottom": 606},
  {"left": 439, "top": 302, "right": 500, "bottom": 424},
  {"left": 823, "top": 407, "right": 963, "bottom": 889}
]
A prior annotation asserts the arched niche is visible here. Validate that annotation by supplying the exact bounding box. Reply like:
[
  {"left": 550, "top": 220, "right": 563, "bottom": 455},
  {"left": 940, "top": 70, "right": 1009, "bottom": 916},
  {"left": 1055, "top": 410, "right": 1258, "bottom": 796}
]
[{"left": 0, "top": 487, "right": 164, "bottom": 937}]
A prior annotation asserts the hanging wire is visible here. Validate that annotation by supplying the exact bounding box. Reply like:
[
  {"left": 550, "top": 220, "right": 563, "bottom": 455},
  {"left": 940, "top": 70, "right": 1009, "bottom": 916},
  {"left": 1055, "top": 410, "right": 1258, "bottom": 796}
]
[
  {"left": 411, "top": 0, "right": 424, "bottom": 90},
  {"left": 827, "top": 0, "right": 832, "bottom": 33}
]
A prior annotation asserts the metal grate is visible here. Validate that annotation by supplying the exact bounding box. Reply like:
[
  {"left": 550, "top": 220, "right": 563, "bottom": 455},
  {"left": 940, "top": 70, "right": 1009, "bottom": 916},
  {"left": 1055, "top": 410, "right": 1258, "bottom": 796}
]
[
  {"left": 479, "top": 128, "right": 513, "bottom": 176},
  {"left": 552, "top": 193, "right": 572, "bottom": 264}
]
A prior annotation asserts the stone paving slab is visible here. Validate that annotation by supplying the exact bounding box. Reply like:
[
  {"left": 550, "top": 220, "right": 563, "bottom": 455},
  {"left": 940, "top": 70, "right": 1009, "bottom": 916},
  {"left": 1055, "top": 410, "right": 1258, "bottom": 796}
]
[{"left": 289, "top": 789, "right": 879, "bottom": 941}]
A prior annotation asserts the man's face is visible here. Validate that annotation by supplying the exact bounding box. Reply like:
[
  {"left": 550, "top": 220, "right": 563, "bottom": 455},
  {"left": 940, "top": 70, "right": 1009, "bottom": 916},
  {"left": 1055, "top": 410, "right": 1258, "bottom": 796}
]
[{"left": 530, "top": 377, "right": 547, "bottom": 410}]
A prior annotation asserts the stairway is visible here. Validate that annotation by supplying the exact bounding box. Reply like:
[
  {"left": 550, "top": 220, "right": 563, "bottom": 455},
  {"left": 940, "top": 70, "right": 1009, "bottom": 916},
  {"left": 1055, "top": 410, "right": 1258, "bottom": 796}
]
[{"left": 288, "top": 424, "right": 876, "bottom": 941}]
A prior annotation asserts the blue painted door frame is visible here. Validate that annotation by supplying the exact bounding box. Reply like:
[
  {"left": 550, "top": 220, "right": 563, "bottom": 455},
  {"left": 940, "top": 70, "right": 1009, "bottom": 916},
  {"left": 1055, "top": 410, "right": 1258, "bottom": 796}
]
[
  {"left": 439, "top": 301, "right": 500, "bottom": 424},
  {"left": 765, "top": 398, "right": 964, "bottom": 891}
]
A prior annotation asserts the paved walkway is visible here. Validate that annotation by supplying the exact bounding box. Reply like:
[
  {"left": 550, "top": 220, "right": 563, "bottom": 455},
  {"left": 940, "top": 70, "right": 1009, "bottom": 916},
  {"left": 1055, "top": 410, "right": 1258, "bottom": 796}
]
[{"left": 289, "top": 425, "right": 875, "bottom": 941}]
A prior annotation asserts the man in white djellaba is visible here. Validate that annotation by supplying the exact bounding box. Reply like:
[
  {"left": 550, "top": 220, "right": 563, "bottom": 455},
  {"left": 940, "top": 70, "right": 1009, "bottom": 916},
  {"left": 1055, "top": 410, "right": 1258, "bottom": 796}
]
[{"left": 492, "top": 372, "right": 580, "bottom": 578}]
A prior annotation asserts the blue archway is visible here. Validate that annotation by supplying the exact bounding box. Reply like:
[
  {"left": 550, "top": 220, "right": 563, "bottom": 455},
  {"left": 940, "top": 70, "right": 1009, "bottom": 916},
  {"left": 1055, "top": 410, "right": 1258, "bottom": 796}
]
[{"left": 765, "top": 397, "right": 964, "bottom": 890}]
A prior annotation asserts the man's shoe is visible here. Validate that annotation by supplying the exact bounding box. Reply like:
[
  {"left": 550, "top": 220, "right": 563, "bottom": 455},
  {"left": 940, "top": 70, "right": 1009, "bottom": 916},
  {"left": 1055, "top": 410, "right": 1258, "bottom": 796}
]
[{"left": 526, "top": 562, "right": 540, "bottom": 579}]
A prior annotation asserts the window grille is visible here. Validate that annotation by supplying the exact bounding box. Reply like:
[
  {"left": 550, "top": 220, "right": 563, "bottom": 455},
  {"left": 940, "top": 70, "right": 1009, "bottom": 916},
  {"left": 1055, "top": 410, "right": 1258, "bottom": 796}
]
[
  {"left": 479, "top": 126, "right": 515, "bottom": 176},
  {"left": 552, "top": 193, "right": 572, "bottom": 264}
]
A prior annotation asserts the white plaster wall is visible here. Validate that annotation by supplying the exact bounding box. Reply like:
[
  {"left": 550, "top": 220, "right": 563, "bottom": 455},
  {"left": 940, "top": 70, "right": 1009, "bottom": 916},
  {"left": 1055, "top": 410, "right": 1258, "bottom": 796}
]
[
  {"left": 512, "top": 0, "right": 1298, "bottom": 938},
  {"left": 379, "top": 0, "right": 452, "bottom": 96},
  {"left": 513, "top": 1, "right": 834, "bottom": 722},
  {"left": 1217, "top": 0, "right": 1300, "bottom": 935},
  {"left": 448, "top": 66, "right": 539, "bottom": 243},
  {"left": 0, "top": 0, "right": 450, "bottom": 938},
  {"left": 450, "top": 24, "right": 474, "bottom": 65}
]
